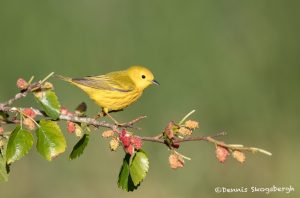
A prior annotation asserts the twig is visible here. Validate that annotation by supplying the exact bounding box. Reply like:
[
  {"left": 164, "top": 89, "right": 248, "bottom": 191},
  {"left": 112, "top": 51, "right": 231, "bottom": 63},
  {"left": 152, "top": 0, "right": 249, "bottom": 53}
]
[
  {"left": 140, "top": 136, "right": 164, "bottom": 143},
  {"left": 1, "top": 90, "right": 31, "bottom": 107},
  {"left": 1, "top": 72, "right": 55, "bottom": 108},
  {"left": 126, "top": 115, "right": 147, "bottom": 126},
  {"left": 59, "top": 114, "right": 114, "bottom": 129},
  {"left": 139, "top": 132, "right": 226, "bottom": 145},
  {"left": 206, "top": 137, "right": 272, "bottom": 156},
  {"left": 179, "top": 109, "right": 196, "bottom": 125},
  {"left": 174, "top": 131, "right": 226, "bottom": 143},
  {"left": 1, "top": 81, "right": 41, "bottom": 107}
]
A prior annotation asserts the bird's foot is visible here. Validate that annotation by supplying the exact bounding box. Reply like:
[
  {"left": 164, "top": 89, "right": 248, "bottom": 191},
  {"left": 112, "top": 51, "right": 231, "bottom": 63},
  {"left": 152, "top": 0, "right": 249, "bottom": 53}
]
[{"left": 94, "top": 112, "right": 105, "bottom": 120}]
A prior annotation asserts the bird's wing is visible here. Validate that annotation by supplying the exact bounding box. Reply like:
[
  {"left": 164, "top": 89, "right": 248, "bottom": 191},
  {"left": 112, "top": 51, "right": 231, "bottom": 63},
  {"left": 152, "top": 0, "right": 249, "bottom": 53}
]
[{"left": 72, "top": 72, "right": 135, "bottom": 92}]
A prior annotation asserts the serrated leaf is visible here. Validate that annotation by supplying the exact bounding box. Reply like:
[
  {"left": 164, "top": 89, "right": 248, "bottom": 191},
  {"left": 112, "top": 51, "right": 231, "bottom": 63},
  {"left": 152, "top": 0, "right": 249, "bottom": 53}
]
[
  {"left": 34, "top": 90, "right": 61, "bottom": 119},
  {"left": 69, "top": 134, "right": 89, "bottom": 160},
  {"left": 117, "top": 154, "right": 138, "bottom": 192},
  {"left": 36, "top": 119, "right": 66, "bottom": 161},
  {"left": 0, "top": 142, "right": 10, "bottom": 183},
  {"left": 6, "top": 126, "right": 33, "bottom": 164},
  {"left": 0, "top": 153, "right": 9, "bottom": 182},
  {"left": 130, "top": 150, "right": 149, "bottom": 186}
]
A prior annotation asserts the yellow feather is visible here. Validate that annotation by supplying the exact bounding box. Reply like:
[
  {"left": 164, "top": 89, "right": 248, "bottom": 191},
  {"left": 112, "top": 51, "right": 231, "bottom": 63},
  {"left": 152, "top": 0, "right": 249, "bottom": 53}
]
[{"left": 57, "top": 66, "right": 158, "bottom": 114}]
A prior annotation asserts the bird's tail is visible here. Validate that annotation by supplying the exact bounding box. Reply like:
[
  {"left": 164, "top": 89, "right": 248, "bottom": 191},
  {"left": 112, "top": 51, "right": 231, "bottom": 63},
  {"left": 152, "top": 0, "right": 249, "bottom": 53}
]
[{"left": 55, "top": 74, "right": 72, "bottom": 82}]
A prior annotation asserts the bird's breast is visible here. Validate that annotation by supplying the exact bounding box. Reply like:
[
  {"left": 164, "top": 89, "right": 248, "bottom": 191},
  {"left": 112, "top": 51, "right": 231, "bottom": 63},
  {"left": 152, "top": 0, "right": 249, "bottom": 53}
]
[{"left": 89, "top": 88, "right": 142, "bottom": 111}]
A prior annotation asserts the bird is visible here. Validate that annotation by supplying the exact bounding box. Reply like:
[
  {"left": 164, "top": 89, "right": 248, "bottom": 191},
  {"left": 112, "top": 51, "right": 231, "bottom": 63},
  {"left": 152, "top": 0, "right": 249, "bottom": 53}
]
[{"left": 57, "top": 66, "right": 159, "bottom": 123}]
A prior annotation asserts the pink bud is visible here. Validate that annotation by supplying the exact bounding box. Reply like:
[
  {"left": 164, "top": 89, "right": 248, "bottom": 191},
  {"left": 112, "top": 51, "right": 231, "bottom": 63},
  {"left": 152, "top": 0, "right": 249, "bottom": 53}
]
[
  {"left": 132, "top": 136, "right": 142, "bottom": 150},
  {"left": 16, "top": 78, "right": 28, "bottom": 90},
  {"left": 215, "top": 146, "right": 229, "bottom": 163},
  {"left": 120, "top": 135, "right": 131, "bottom": 147},
  {"left": 125, "top": 144, "right": 134, "bottom": 155},
  {"left": 67, "top": 121, "right": 76, "bottom": 133},
  {"left": 22, "top": 108, "right": 36, "bottom": 118},
  {"left": 60, "top": 107, "right": 68, "bottom": 115}
]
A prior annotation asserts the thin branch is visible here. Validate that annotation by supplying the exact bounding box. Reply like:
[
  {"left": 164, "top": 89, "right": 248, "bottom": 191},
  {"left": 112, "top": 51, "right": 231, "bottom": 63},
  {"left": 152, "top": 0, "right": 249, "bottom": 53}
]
[
  {"left": 126, "top": 115, "right": 147, "bottom": 126},
  {"left": 1, "top": 82, "right": 40, "bottom": 108},
  {"left": 1, "top": 72, "right": 54, "bottom": 108},
  {"left": 0, "top": 105, "right": 145, "bottom": 131},
  {"left": 0, "top": 104, "right": 272, "bottom": 156},
  {"left": 174, "top": 131, "right": 227, "bottom": 143},
  {"left": 206, "top": 137, "right": 272, "bottom": 156},
  {"left": 59, "top": 114, "right": 114, "bottom": 129},
  {"left": 139, "top": 132, "right": 226, "bottom": 145},
  {"left": 1, "top": 90, "right": 30, "bottom": 107},
  {"left": 179, "top": 109, "right": 196, "bottom": 125},
  {"left": 140, "top": 136, "right": 164, "bottom": 143}
]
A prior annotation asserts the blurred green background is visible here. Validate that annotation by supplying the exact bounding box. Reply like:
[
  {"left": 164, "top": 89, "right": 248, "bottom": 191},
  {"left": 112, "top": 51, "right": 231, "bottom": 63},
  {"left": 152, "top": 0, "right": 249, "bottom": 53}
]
[{"left": 0, "top": 0, "right": 299, "bottom": 197}]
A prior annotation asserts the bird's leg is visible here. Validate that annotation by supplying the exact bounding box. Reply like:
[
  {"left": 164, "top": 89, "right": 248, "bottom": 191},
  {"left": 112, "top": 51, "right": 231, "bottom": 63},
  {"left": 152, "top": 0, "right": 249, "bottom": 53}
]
[
  {"left": 95, "top": 108, "right": 121, "bottom": 125},
  {"left": 96, "top": 108, "right": 126, "bottom": 126},
  {"left": 106, "top": 112, "right": 121, "bottom": 125},
  {"left": 94, "top": 111, "right": 105, "bottom": 119},
  {"left": 106, "top": 109, "right": 129, "bottom": 126}
]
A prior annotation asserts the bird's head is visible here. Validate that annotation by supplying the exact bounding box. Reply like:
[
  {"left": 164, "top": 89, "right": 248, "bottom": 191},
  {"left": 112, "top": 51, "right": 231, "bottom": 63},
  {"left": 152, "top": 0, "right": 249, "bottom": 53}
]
[{"left": 127, "top": 66, "right": 159, "bottom": 90}]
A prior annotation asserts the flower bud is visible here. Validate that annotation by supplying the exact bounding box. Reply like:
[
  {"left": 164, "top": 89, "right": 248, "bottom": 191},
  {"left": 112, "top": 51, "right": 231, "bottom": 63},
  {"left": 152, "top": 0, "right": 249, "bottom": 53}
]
[
  {"left": 164, "top": 121, "right": 175, "bottom": 139},
  {"left": 232, "top": 150, "right": 246, "bottom": 163},
  {"left": 109, "top": 138, "right": 119, "bottom": 151},
  {"left": 16, "top": 78, "right": 28, "bottom": 90},
  {"left": 125, "top": 144, "right": 134, "bottom": 155},
  {"left": 169, "top": 153, "right": 185, "bottom": 169},
  {"left": 102, "top": 130, "right": 114, "bottom": 138},
  {"left": 23, "top": 118, "right": 36, "bottom": 130},
  {"left": 41, "top": 82, "right": 53, "bottom": 89},
  {"left": 184, "top": 120, "right": 199, "bottom": 129},
  {"left": 178, "top": 127, "right": 192, "bottom": 136},
  {"left": 60, "top": 107, "right": 69, "bottom": 115},
  {"left": 120, "top": 135, "right": 131, "bottom": 147},
  {"left": 215, "top": 146, "right": 229, "bottom": 163},
  {"left": 22, "top": 108, "right": 36, "bottom": 118},
  {"left": 67, "top": 121, "right": 76, "bottom": 133},
  {"left": 131, "top": 136, "right": 142, "bottom": 150}
]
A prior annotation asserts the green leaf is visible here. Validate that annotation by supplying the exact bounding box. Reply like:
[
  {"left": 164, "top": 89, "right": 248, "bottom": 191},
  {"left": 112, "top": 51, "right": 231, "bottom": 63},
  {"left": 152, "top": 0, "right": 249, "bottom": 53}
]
[
  {"left": 0, "top": 141, "right": 10, "bottom": 183},
  {"left": 6, "top": 126, "right": 33, "bottom": 164},
  {"left": 130, "top": 150, "right": 149, "bottom": 186},
  {"left": 36, "top": 119, "right": 66, "bottom": 161},
  {"left": 69, "top": 134, "right": 89, "bottom": 160},
  {"left": 34, "top": 90, "right": 61, "bottom": 119},
  {"left": 0, "top": 153, "right": 9, "bottom": 182},
  {"left": 117, "top": 154, "right": 137, "bottom": 192}
]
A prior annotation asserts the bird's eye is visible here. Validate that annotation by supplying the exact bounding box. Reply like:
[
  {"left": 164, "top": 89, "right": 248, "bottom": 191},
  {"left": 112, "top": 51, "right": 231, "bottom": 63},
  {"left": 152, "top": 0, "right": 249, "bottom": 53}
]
[{"left": 141, "top": 75, "right": 146, "bottom": 79}]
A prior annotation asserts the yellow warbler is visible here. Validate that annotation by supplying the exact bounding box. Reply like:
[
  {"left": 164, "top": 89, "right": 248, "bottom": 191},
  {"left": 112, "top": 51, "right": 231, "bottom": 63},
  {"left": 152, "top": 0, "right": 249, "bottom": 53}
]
[{"left": 57, "top": 66, "right": 159, "bottom": 118}]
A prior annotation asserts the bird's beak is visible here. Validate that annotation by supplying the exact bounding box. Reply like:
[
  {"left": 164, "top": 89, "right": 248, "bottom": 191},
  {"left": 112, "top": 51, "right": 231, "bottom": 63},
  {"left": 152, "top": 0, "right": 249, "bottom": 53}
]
[{"left": 151, "top": 79, "right": 160, "bottom": 85}]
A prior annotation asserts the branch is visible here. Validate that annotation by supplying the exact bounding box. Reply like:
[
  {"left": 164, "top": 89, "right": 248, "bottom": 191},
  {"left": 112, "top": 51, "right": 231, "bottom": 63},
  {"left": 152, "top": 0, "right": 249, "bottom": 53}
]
[
  {"left": 139, "top": 132, "right": 226, "bottom": 144},
  {"left": 1, "top": 102, "right": 272, "bottom": 158}
]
